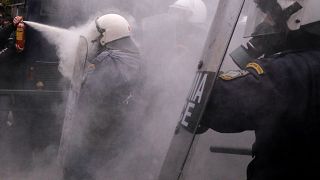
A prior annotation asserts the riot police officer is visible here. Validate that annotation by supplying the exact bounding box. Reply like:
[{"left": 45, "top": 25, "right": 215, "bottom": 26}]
[
  {"left": 201, "top": 0, "right": 320, "bottom": 179},
  {"left": 62, "top": 14, "right": 144, "bottom": 180}
]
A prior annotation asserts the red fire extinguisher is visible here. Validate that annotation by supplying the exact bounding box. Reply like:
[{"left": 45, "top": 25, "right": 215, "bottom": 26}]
[{"left": 15, "top": 16, "right": 26, "bottom": 52}]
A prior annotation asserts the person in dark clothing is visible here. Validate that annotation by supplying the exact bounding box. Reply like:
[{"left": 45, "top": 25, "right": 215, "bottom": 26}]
[
  {"left": 201, "top": 0, "right": 320, "bottom": 179},
  {"left": 0, "top": 13, "right": 30, "bottom": 176},
  {"left": 62, "top": 14, "right": 144, "bottom": 180},
  {"left": 0, "top": 15, "right": 23, "bottom": 128}
]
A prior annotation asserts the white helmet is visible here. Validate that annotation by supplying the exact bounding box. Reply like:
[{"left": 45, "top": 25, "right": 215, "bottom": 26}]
[
  {"left": 95, "top": 14, "right": 131, "bottom": 46},
  {"left": 245, "top": 0, "right": 320, "bottom": 37},
  {"left": 169, "top": 0, "right": 207, "bottom": 23}
]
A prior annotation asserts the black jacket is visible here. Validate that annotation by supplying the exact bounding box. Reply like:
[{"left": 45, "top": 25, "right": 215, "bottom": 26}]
[
  {"left": 0, "top": 23, "right": 18, "bottom": 89},
  {"left": 202, "top": 49, "right": 320, "bottom": 179},
  {"left": 0, "top": 23, "right": 14, "bottom": 46}
]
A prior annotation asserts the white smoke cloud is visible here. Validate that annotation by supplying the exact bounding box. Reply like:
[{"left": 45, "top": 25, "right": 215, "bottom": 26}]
[
  {"left": 24, "top": 20, "right": 97, "bottom": 80},
  {"left": 3, "top": 1, "right": 250, "bottom": 180}
]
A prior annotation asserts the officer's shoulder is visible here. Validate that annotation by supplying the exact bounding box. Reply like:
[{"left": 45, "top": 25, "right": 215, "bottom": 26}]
[
  {"left": 246, "top": 53, "right": 289, "bottom": 75},
  {"left": 219, "top": 60, "right": 267, "bottom": 81},
  {"left": 257, "top": 49, "right": 318, "bottom": 68},
  {"left": 262, "top": 49, "right": 316, "bottom": 61},
  {"left": 90, "top": 50, "right": 113, "bottom": 64},
  {"left": 219, "top": 70, "right": 250, "bottom": 81}
]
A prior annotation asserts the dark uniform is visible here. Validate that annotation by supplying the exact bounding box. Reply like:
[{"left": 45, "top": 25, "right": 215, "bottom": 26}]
[
  {"left": 202, "top": 49, "right": 320, "bottom": 179},
  {"left": 0, "top": 22, "right": 17, "bottom": 126},
  {"left": 63, "top": 37, "right": 144, "bottom": 180},
  {"left": 0, "top": 18, "right": 31, "bottom": 176},
  {"left": 0, "top": 22, "right": 16, "bottom": 87}
]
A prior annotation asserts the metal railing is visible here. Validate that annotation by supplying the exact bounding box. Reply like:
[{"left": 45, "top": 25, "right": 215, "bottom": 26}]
[{"left": 0, "top": 89, "right": 65, "bottom": 95}]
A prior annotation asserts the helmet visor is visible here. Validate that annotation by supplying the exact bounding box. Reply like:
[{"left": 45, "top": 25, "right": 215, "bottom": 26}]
[{"left": 244, "top": 0, "right": 304, "bottom": 37}]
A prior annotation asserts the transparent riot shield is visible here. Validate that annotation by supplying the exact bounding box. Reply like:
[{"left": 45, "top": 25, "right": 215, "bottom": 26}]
[
  {"left": 157, "top": 0, "right": 249, "bottom": 179},
  {"left": 58, "top": 35, "right": 88, "bottom": 165}
]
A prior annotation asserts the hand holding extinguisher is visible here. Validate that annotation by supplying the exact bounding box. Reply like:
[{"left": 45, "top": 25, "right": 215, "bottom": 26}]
[{"left": 13, "top": 16, "right": 25, "bottom": 52}]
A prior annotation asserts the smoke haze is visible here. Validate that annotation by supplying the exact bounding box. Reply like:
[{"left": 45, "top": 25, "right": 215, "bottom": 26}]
[
  {"left": 0, "top": 0, "right": 253, "bottom": 180},
  {"left": 23, "top": 2, "right": 211, "bottom": 178}
]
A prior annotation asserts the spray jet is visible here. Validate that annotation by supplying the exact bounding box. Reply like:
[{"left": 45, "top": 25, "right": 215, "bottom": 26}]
[{"left": 24, "top": 21, "right": 94, "bottom": 80}]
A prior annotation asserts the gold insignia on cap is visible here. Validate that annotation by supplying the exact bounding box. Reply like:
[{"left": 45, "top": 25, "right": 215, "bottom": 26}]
[{"left": 246, "top": 62, "right": 264, "bottom": 75}]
